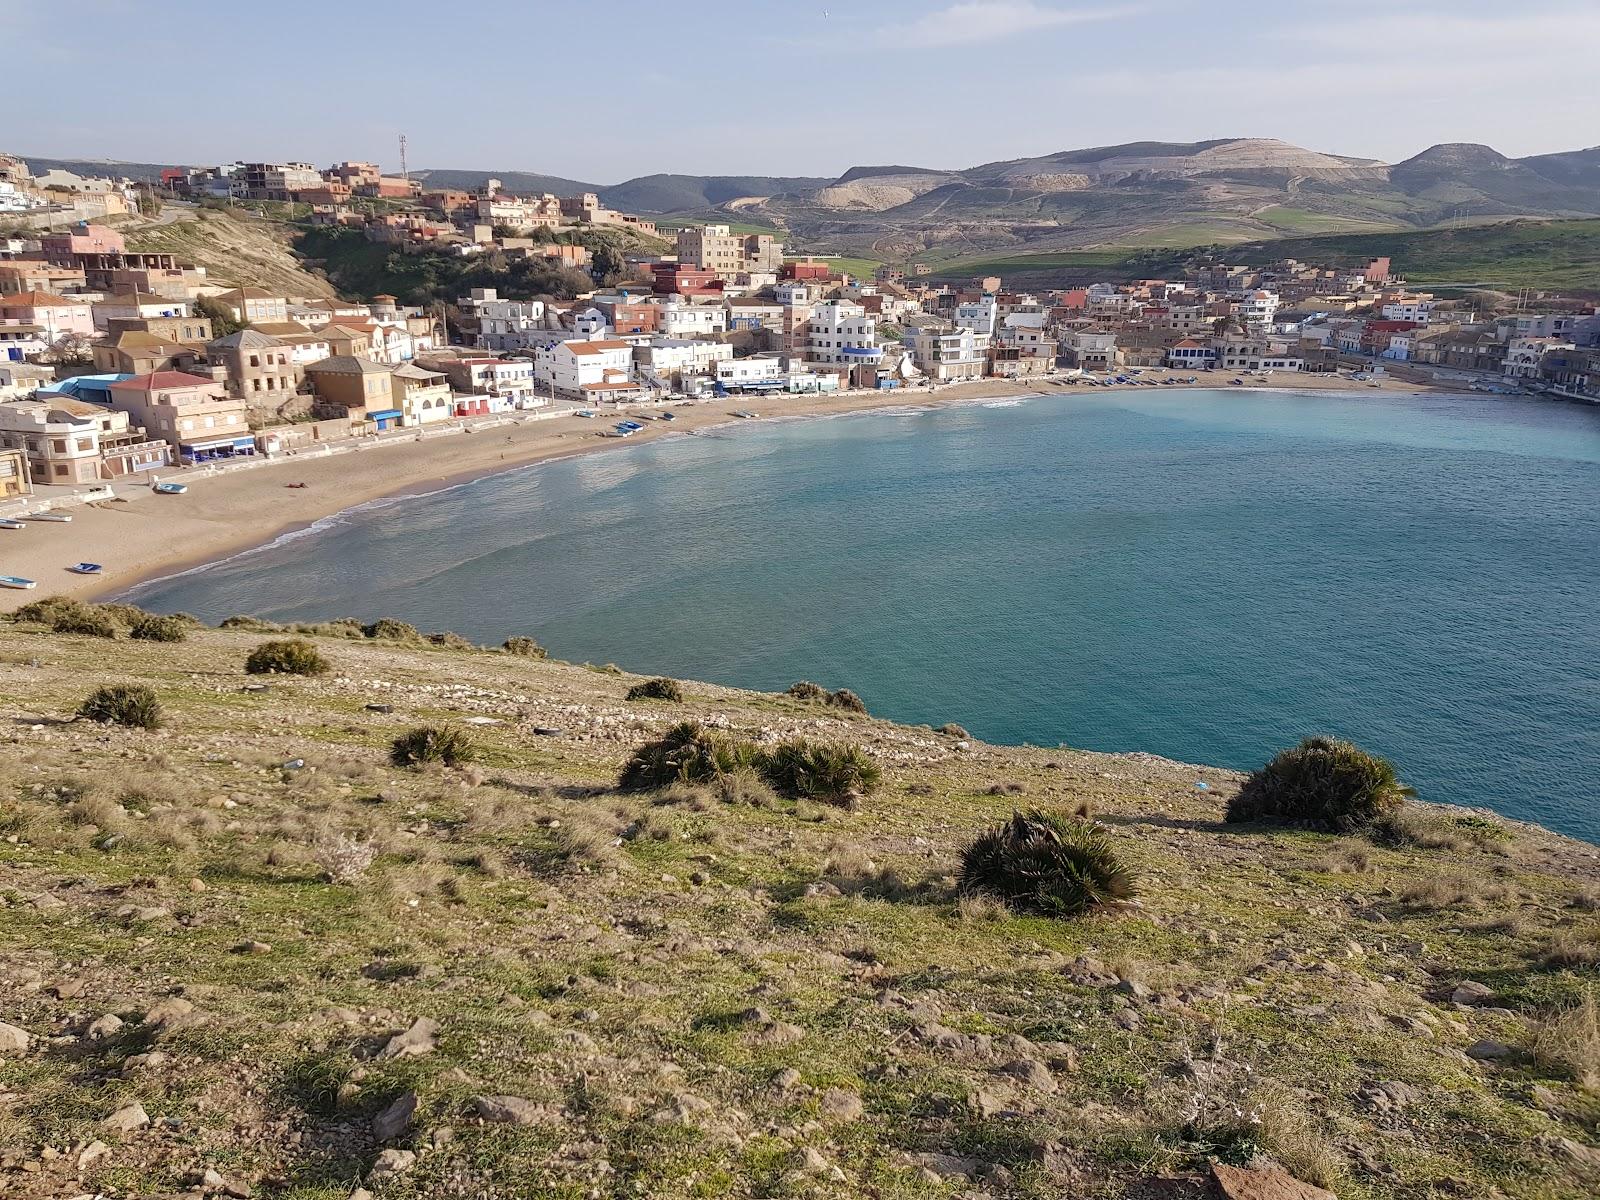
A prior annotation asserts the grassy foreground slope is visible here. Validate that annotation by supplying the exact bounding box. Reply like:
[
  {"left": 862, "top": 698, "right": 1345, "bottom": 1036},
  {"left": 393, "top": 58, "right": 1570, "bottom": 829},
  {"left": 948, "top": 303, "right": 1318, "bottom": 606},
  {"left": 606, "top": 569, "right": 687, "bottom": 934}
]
[{"left": 1, "top": 617, "right": 1599, "bottom": 1199}]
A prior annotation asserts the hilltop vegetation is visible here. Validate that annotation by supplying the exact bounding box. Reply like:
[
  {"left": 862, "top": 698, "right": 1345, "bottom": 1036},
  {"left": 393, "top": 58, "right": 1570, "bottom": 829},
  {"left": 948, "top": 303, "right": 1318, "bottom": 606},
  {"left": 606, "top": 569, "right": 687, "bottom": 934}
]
[
  {"left": 928, "top": 219, "right": 1600, "bottom": 293},
  {"left": 1, "top": 610, "right": 1599, "bottom": 1198},
  {"left": 122, "top": 206, "right": 338, "bottom": 298}
]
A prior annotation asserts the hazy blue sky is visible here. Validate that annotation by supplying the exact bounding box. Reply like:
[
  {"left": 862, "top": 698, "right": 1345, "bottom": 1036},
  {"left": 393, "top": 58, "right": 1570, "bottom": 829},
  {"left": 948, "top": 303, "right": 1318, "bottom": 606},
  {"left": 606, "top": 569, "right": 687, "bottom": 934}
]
[{"left": 7, "top": 0, "right": 1596, "bottom": 181}]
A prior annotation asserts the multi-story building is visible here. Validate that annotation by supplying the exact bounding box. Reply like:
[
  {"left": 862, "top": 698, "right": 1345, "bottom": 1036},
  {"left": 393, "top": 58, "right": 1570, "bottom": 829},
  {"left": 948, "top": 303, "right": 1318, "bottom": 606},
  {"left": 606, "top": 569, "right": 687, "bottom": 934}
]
[
  {"left": 907, "top": 326, "right": 987, "bottom": 382},
  {"left": 0, "top": 446, "right": 31, "bottom": 498},
  {"left": 953, "top": 296, "right": 998, "bottom": 337},
  {"left": 635, "top": 339, "right": 733, "bottom": 388},
  {"left": 105, "top": 371, "right": 253, "bottom": 464},
  {"left": 390, "top": 363, "right": 454, "bottom": 425},
  {"left": 0, "top": 290, "right": 94, "bottom": 339},
  {"left": 535, "top": 339, "right": 635, "bottom": 400},
  {"left": 0, "top": 395, "right": 171, "bottom": 483},
  {"left": 213, "top": 288, "right": 289, "bottom": 325},
  {"left": 91, "top": 292, "right": 190, "bottom": 331},
  {"left": 675, "top": 224, "right": 784, "bottom": 276},
  {"left": 654, "top": 297, "right": 727, "bottom": 340},
  {"left": 465, "top": 289, "right": 549, "bottom": 352},
  {"left": 1235, "top": 290, "right": 1280, "bottom": 329},
  {"left": 208, "top": 329, "right": 299, "bottom": 402},
  {"left": 806, "top": 299, "right": 878, "bottom": 367},
  {"left": 1060, "top": 329, "right": 1118, "bottom": 371},
  {"left": 304, "top": 356, "right": 404, "bottom": 428},
  {"left": 1504, "top": 335, "right": 1574, "bottom": 380}
]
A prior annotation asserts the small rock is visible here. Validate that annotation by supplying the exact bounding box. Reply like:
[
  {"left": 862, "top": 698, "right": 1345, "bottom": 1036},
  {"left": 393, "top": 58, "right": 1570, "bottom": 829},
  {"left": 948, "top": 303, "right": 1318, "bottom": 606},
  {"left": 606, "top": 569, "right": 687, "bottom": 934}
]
[
  {"left": 187, "top": 878, "right": 207, "bottom": 893},
  {"left": 76, "top": 1140, "right": 111, "bottom": 1172},
  {"left": 143, "top": 996, "right": 196, "bottom": 1031},
  {"left": 1535, "top": 1134, "right": 1600, "bottom": 1167},
  {"left": 372, "top": 1090, "right": 417, "bottom": 1141},
  {"left": 233, "top": 940, "right": 271, "bottom": 956},
  {"left": 818, "top": 1087, "right": 863, "bottom": 1121},
  {"left": 379, "top": 1016, "right": 439, "bottom": 1059},
  {"left": 1000, "top": 1058, "right": 1057, "bottom": 1094},
  {"left": 86, "top": 1014, "right": 124, "bottom": 1042},
  {"left": 1211, "top": 1162, "right": 1336, "bottom": 1199},
  {"left": 0, "top": 1020, "right": 31, "bottom": 1054},
  {"left": 1451, "top": 981, "right": 1495, "bottom": 1006},
  {"left": 1466, "top": 1039, "right": 1513, "bottom": 1061},
  {"left": 102, "top": 1102, "right": 150, "bottom": 1133},
  {"left": 1116, "top": 979, "right": 1151, "bottom": 998},
  {"left": 474, "top": 1095, "right": 552, "bottom": 1126},
  {"left": 367, "top": 1148, "right": 416, "bottom": 1179},
  {"left": 1357, "top": 1079, "right": 1420, "bottom": 1113}
]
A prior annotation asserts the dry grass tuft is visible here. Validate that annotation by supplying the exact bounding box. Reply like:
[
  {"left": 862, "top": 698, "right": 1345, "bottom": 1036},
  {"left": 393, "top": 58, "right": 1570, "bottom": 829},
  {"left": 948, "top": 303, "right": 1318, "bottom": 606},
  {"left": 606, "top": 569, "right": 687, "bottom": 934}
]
[
  {"left": 312, "top": 832, "right": 378, "bottom": 884},
  {"left": 1543, "top": 926, "right": 1600, "bottom": 970},
  {"left": 1533, "top": 989, "right": 1600, "bottom": 1090}
]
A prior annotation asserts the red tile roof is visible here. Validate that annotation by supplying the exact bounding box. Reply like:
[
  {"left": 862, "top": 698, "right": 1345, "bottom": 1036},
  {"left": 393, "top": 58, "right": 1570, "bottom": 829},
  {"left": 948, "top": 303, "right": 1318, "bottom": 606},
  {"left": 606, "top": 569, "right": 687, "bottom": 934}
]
[
  {"left": 0, "top": 290, "right": 81, "bottom": 307},
  {"left": 109, "top": 370, "right": 218, "bottom": 392}
]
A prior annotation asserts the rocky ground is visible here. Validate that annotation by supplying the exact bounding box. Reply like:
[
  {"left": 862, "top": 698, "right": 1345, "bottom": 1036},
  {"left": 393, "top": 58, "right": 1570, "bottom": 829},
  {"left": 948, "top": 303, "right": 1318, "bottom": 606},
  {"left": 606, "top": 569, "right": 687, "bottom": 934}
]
[{"left": 1, "top": 615, "right": 1597, "bottom": 1199}]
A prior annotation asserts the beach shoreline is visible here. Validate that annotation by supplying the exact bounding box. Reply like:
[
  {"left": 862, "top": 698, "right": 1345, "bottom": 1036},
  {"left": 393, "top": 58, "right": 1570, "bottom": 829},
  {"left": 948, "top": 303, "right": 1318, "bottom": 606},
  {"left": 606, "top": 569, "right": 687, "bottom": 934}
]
[{"left": 0, "top": 370, "right": 1444, "bottom": 614}]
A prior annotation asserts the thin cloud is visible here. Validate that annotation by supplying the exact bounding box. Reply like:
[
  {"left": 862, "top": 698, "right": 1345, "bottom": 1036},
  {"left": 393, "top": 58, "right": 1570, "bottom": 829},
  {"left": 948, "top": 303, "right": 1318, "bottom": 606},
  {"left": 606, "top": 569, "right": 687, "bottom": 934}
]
[{"left": 893, "top": 1, "right": 1136, "bottom": 48}]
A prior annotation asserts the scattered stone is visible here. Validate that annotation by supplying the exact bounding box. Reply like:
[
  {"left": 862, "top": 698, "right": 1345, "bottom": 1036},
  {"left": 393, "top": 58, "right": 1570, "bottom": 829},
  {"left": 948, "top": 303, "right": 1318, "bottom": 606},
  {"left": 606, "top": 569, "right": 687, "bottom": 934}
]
[
  {"left": 86, "top": 1014, "right": 124, "bottom": 1042},
  {"left": 1535, "top": 1134, "right": 1600, "bottom": 1168},
  {"left": 202, "top": 1167, "right": 251, "bottom": 1197},
  {"left": 372, "top": 1090, "right": 417, "bottom": 1141},
  {"left": 52, "top": 978, "right": 86, "bottom": 999},
  {"left": 1466, "top": 1039, "right": 1513, "bottom": 1061},
  {"left": 1211, "top": 1162, "right": 1337, "bottom": 1200},
  {"left": 474, "top": 1095, "right": 553, "bottom": 1126},
  {"left": 0, "top": 1020, "right": 31, "bottom": 1054},
  {"left": 1116, "top": 978, "right": 1151, "bottom": 998},
  {"left": 187, "top": 878, "right": 207, "bottom": 893},
  {"left": 102, "top": 1102, "right": 150, "bottom": 1133},
  {"left": 1530, "top": 1084, "right": 1562, "bottom": 1112},
  {"left": 143, "top": 996, "right": 197, "bottom": 1032},
  {"left": 76, "top": 1141, "right": 111, "bottom": 1172},
  {"left": 1357, "top": 1079, "right": 1420, "bottom": 1113},
  {"left": 1000, "top": 1058, "right": 1057, "bottom": 1094},
  {"left": 771, "top": 1067, "right": 803, "bottom": 1093},
  {"left": 368, "top": 1148, "right": 416, "bottom": 1179},
  {"left": 818, "top": 1087, "right": 863, "bottom": 1121},
  {"left": 379, "top": 1016, "right": 439, "bottom": 1059},
  {"left": 1451, "top": 981, "right": 1495, "bottom": 1006},
  {"left": 233, "top": 940, "right": 272, "bottom": 955}
]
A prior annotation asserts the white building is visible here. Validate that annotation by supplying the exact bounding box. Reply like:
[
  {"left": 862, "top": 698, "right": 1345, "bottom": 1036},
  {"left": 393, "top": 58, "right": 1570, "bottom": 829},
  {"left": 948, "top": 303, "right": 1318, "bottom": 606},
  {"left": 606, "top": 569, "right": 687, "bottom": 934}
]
[
  {"left": 1236, "top": 291, "right": 1280, "bottom": 329},
  {"left": 636, "top": 338, "right": 733, "bottom": 387},
  {"left": 1381, "top": 299, "right": 1436, "bottom": 324},
  {"left": 806, "top": 299, "right": 878, "bottom": 367},
  {"left": 715, "top": 353, "right": 785, "bottom": 387},
  {"left": 468, "top": 288, "right": 549, "bottom": 352},
  {"left": 906, "top": 326, "right": 987, "bottom": 382},
  {"left": 654, "top": 298, "right": 726, "bottom": 340},
  {"left": 953, "top": 296, "right": 998, "bottom": 337},
  {"left": 1504, "top": 336, "right": 1573, "bottom": 380},
  {"left": 537, "top": 338, "right": 635, "bottom": 399}
]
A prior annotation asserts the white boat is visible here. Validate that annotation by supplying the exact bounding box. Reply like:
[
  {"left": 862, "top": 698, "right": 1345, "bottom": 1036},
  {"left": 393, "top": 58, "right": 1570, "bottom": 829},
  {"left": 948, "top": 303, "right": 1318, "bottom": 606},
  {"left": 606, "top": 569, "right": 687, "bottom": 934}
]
[
  {"left": 0, "top": 575, "right": 37, "bottom": 590},
  {"left": 0, "top": 519, "right": 23, "bottom": 531},
  {"left": 25, "top": 512, "right": 72, "bottom": 523},
  {"left": 152, "top": 481, "right": 188, "bottom": 495},
  {"left": 68, "top": 562, "right": 103, "bottom": 575}
]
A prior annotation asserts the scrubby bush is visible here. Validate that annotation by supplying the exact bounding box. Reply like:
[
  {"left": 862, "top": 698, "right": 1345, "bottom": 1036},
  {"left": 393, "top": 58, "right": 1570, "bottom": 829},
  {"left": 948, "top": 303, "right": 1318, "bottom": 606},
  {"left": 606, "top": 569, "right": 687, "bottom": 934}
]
[
  {"left": 312, "top": 832, "right": 378, "bottom": 884},
  {"left": 221, "top": 615, "right": 282, "bottom": 631},
  {"left": 759, "top": 739, "right": 881, "bottom": 804},
  {"left": 14, "top": 595, "right": 86, "bottom": 626},
  {"left": 130, "top": 614, "right": 189, "bottom": 643},
  {"left": 96, "top": 603, "right": 148, "bottom": 626},
  {"left": 390, "top": 725, "right": 474, "bottom": 768},
  {"left": 938, "top": 723, "right": 970, "bottom": 739},
  {"left": 1225, "top": 736, "right": 1411, "bottom": 832},
  {"left": 245, "top": 638, "right": 330, "bottom": 676},
  {"left": 502, "top": 635, "right": 547, "bottom": 658},
  {"left": 959, "top": 810, "right": 1135, "bottom": 917},
  {"left": 363, "top": 617, "right": 420, "bottom": 641},
  {"left": 1533, "top": 989, "right": 1600, "bottom": 1091},
  {"left": 786, "top": 681, "right": 827, "bottom": 702},
  {"left": 626, "top": 677, "right": 684, "bottom": 702},
  {"left": 53, "top": 607, "right": 118, "bottom": 639},
  {"left": 78, "top": 684, "right": 163, "bottom": 730},
  {"left": 619, "top": 721, "right": 757, "bottom": 791},
  {"left": 426, "top": 630, "right": 473, "bottom": 649},
  {"left": 827, "top": 688, "right": 868, "bottom": 714}
]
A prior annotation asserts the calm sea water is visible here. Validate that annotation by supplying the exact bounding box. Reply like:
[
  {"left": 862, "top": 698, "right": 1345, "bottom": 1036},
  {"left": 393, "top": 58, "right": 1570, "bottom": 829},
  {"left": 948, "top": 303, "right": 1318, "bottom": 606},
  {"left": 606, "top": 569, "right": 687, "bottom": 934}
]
[{"left": 127, "top": 389, "right": 1600, "bottom": 840}]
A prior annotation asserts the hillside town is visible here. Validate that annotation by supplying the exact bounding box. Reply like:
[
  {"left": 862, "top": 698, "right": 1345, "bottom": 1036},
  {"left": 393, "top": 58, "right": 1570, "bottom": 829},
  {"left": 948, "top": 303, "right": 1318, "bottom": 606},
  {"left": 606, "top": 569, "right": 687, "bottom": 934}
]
[{"left": 1, "top": 149, "right": 1598, "bottom": 499}]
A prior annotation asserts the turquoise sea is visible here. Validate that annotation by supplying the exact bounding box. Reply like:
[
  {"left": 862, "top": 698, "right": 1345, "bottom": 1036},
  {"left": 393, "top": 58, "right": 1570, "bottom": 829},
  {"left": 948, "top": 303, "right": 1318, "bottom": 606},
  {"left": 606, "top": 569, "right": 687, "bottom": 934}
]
[{"left": 126, "top": 389, "right": 1600, "bottom": 841}]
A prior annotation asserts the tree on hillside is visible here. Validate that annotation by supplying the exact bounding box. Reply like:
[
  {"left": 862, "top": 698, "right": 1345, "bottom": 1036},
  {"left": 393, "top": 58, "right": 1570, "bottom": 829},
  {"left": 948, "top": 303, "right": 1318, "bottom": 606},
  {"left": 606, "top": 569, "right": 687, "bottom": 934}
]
[{"left": 194, "top": 295, "right": 247, "bottom": 336}]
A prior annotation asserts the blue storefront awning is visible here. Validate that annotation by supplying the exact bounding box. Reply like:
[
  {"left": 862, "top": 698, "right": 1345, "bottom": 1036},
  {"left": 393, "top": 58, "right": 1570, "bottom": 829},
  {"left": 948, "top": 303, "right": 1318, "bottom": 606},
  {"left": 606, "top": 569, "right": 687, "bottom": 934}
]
[
  {"left": 368, "top": 409, "right": 403, "bottom": 421},
  {"left": 182, "top": 435, "right": 255, "bottom": 452}
]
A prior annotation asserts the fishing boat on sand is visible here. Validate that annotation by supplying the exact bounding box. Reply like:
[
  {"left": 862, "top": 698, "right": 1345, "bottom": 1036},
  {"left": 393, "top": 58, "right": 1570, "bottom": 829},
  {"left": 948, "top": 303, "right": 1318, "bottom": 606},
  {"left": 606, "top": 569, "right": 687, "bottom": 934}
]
[
  {"left": 0, "top": 518, "right": 24, "bottom": 531},
  {"left": 0, "top": 575, "right": 37, "bottom": 590},
  {"left": 152, "top": 481, "right": 188, "bottom": 495},
  {"left": 68, "top": 562, "right": 103, "bottom": 575},
  {"left": 24, "top": 511, "right": 71, "bottom": 523}
]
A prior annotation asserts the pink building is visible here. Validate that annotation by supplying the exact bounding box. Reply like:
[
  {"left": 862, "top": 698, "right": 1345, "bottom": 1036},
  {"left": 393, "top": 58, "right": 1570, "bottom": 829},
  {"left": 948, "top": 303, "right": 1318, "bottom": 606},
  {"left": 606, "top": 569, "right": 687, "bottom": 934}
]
[{"left": 0, "top": 290, "right": 95, "bottom": 339}]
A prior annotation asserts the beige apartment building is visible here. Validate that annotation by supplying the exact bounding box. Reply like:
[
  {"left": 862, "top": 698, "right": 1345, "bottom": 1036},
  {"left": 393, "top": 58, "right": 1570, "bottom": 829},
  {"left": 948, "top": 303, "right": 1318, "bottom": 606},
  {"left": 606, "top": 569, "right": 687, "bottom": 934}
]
[
  {"left": 105, "top": 370, "right": 253, "bottom": 465},
  {"left": 208, "top": 328, "right": 299, "bottom": 402},
  {"left": 675, "top": 224, "right": 784, "bottom": 276},
  {"left": 0, "top": 397, "right": 172, "bottom": 484}
]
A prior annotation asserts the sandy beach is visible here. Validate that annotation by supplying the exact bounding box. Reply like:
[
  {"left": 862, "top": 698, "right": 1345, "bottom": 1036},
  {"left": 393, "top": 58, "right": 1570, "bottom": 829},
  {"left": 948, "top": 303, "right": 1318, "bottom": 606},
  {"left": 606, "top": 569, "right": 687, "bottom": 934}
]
[{"left": 0, "top": 369, "right": 1440, "bottom": 614}]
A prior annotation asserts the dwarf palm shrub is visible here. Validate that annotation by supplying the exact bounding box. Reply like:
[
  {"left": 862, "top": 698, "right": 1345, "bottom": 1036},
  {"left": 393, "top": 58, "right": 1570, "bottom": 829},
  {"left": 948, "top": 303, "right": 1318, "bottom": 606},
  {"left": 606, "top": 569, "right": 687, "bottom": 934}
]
[
  {"left": 130, "top": 614, "right": 189, "bottom": 643},
  {"left": 79, "top": 684, "right": 163, "bottom": 730},
  {"left": 786, "top": 681, "right": 827, "bottom": 702},
  {"left": 221, "top": 615, "right": 281, "bottom": 631},
  {"left": 759, "top": 739, "right": 881, "bottom": 804},
  {"left": 1226, "top": 736, "right": 1412, "bottom": 832},
  {"left": 826, "top": 688, "right": 868, "bottom": 714},
  {"left": 958, "top": 810, "right": 1135, "bottom": 917},
  {"left": 502, "top": 635, "right": 547, "bottom": 658},
  {"left": 245, "top": 638, "right": 330, "bottom": 676},
  {"left": 53, "top": 607, "right": 118, "bottom": 638},
  {"left": 626, "top": 677, "right": 684, "bottom": 702},
  {"left": 14, "top": 595, "right": 86, "bottom": 626},
  {"left": 619, "top": 721, "right": 757, "bottom": 791},
  {"left": 391, "top": 725, "right": 474, "bottom": 768},
  {"left": 363, "top": 617, "right": 420, "bottom": 641}
]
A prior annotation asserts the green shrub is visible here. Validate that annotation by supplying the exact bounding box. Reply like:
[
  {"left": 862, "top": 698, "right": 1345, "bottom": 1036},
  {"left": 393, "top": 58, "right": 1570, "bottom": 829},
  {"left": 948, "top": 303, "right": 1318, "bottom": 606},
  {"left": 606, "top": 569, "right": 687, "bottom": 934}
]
[
  {"left": 619, "top": 721, "right": 757, "bottom": 791},
  {"left": 1226, "top": 736, "right": 1412, "bottom": 832},
  {"left": 245, "top": 638, "right": 330, "bottom": 676},
  {"left": 52, "top": 607, "right": 118, "bottom": 639},
  {"left": 14, "top": 595, "right": 86, "bottom": 626},
  {"left": 959, "top": 810, "right": 1135, "bottom": 917},
  {"left": 78, "top": 684, "right": 163, "bottom": 730},
  {"left": 221, "top": 615, "right": 281, "bottom": 631},
  {"left": 826, "top": 688, "right": 868, "bottom": 714},
  {"left": 502, "top": 636, "right": 547, "bottom": 658},
  {"left": 363, "top": 617, "right": 420, "bottom": 641},
  {"left": 426, "top": 630, "right": 473, "bottom": 649},
  {"left": 786, "top": 681, "right": 827, "bottom": 702},
  {"left": 390, "top": 725, "right": 474, "bottom": 768},
  {"left": 759, "top": 739, "right": 881, "bottom": 804},
  {"left": 130, "top": 614, "right": 189, "bottom": 643},
  {"left": 95, "top": 603, "right": 148, "bottom": 626},
  {"left": 626, "top": 677, "right": 684, "bottom": 702},
  {"left": 938, "top": 723, "right": 970, "bottom": 738}
]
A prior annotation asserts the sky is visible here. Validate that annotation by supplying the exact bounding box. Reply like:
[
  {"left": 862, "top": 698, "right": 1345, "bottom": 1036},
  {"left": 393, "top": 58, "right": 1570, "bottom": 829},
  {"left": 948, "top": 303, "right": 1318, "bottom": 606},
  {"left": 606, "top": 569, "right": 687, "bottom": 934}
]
[{"left": 6, "top": 0, "right": 1598, "bottom": 182}]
